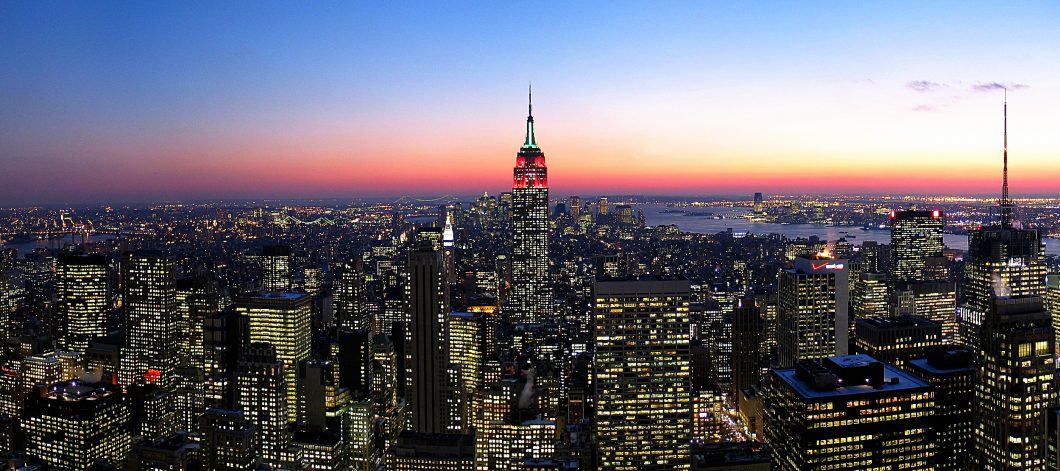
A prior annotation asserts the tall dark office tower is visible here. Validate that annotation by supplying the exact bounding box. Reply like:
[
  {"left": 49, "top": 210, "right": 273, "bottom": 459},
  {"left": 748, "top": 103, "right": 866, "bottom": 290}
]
[
  {"left": 408, "top": 243, "right": 450, "bottom": 433},
  {"left": 593, "top": 276, "right": 692, "bottom": 470},
  {"left": 778, "top": 255, "right": 849, "bottom": 367},
  {"left": 752, "top": 192, "right": 764, "bottom": 214},
  {"left": 510, "top": 88, "right": 552, "bottom": 324},
  {"left": 974, "top": 296, "right": 1055, "bottom": 469},
  {"left": 121, "top": 251, "right": 179, "bottom": 386},
  {"left": 764, "top": 355, "right": 936, "bottom": 470},
  {"left": 962, "top": 97, "right": 1046, "bottom": 348},
  {"left": 890, "top": 209, "right": 946, "bottom": 282},
  {"left": 235, "top": 292, "right": 312, "bottom": 422},
  {"left": 907, "top": 347, "right": 975, "bottom": 471},
  {"left": 176, "top": 275, "right": 220, "bottom": 365},
  {"left": 261, "top": 245, "right": 292, "bottom": 292},
  {"left": 236, "top": 342, "right": 293, "bottom": 468},
  {"left": 203, "top": 310, "right": 250, "bottom": 409},
  {"left": 199, "top": 408, "right": 257, "bottom": 471},
  {"left": 55, "top": 253, "right": 109, "bottom": 351},
  {"left": 335, "top": 327, "right": 372, "bottom": 398},
  {"left": 22, "top": 381, "right": 131, "bottom": 470},
  {"left": 731, "top": 298, "right": 763, "bottom": 399}
]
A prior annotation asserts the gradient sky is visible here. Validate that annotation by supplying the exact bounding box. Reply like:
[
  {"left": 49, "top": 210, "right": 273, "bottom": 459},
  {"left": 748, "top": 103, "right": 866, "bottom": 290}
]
[{"left": 2, "top": 2, "right": 1059, "bottom": 205}]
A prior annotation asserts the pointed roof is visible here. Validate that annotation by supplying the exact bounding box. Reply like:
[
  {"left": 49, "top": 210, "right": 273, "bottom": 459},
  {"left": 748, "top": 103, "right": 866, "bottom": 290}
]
[{"left": 523, "top": 83, "right": 537, "bottom": 148}]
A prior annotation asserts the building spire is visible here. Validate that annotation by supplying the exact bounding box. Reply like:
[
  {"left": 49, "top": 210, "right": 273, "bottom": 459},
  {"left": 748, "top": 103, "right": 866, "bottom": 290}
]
[
  {"left": 1001, "top": 89, "right": 1012, "bottom": 228},
  {"left": 524, "top": 83, "right": 537, "bottom": 148}
]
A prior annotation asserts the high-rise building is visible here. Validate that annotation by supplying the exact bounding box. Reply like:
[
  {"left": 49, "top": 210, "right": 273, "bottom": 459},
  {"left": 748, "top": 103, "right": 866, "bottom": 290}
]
[
  {"left": 752, "top": 192, "right": 764, "bottom": 214},
  {"left": 261, "top": 245, "right": 292, "bottom": 292},
  {"left": 55, "top": 253, "right": 109, "bottom": 351},
  {"left": 199, "top": 408, "right": 257, "bottom": 471},
  {"left": 448, "top": 311, "right": 486, "bottom": 426},
  {"left": 1047, "top": 274, "right": 1060, "bottom": 352},
  {"left": 475, "top": 379, "right": 557, "bottom": 471},
  {"left": 593, "top": 276, "right": 691, "bottom": 470},
  {"left": 764, "top": 355, "right": 935, "bottom": 470},
  {"left": 890, "top": 209, "right": 946, "bottom": 282},
  {"left": 961, "top": 97, "right": 1046, "bottom": 349},
  {"left": 851, "top": 271, "right": 889, "bottom": 322},
  {"left": 852, "top": 315, "right": 943, "bottom": 367},
  {"left": 203, "top": 310, "right": 250, "bottom": 410},
  {"left": 236, "top": 342, "right": 294, "bottom": 468},
  {"left": 22, "top": 381, "right": 131, "bottom": 470},
  {"left": 893, "top": 281, "right": 958, "bottom": 340},
  {"left": 973, "top": 296, "right": 1055, "bottom": 469},
  {"left": 731, "top": 298, "right": 762, "bottom": 399},
  {"left": 408, "top": 244, "right": 450, "bottom": 433},
  {"left": 334, "top": 261, "right": 369, "bottom": 331},
  {"left": 235, "top": 292, "right": 312, "bottom": 421},
  {"left": 907, "top": 347, "right": 975, "bottom": 471},
  {"left": 121, "top": 251, "right": 179, "bottom": 386},
  {"left": 176, "top": 275, "right": 220, "bottom": 366},
  {"left": 777, "top": 255, "right": 849, "bottom": 367},
  {"left": 510, "top": 88, "right": 552, "bottom": 324}
]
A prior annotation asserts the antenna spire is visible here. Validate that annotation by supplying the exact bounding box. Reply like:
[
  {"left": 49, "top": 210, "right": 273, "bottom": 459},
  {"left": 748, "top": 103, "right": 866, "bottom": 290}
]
[
  {"left": 523, "top": 83, "right": 537, "bottom": 148},
  {"left": 1001, "top": 88, "right": 1012, "bottom": 228}
]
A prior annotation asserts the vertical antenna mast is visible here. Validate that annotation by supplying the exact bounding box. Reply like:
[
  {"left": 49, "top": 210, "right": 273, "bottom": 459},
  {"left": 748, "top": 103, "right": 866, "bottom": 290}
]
[{"left": 1001, "top": 88, "right": 1012, "bottom": 228}]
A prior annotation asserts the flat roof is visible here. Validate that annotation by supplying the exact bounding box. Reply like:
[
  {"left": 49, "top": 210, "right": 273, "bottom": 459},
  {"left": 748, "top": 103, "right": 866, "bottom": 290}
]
[{"left": 774, "top": 356, "right": 931, "bottom": 400}]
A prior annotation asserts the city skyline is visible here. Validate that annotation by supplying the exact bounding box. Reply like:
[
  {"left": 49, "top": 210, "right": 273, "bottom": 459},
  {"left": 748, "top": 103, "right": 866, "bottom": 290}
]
[{"left": 4, "top": 2, "right": 1060, "bottom": 205}]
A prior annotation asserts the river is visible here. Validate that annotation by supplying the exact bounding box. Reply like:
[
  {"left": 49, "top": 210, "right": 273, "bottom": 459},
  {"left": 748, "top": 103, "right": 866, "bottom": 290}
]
[{"left": 637, "top": 204, "right": 1060, "bottom": 256}]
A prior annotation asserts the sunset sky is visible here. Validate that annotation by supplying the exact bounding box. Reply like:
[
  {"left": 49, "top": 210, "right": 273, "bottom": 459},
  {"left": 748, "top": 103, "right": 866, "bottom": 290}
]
[{"left": 2, "top": 2, "right": 1059, "bottom": 205}]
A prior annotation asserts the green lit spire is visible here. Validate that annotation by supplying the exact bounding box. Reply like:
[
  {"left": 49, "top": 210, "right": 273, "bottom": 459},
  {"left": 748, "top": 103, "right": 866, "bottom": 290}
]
[{"left": 523, "top": 83, "right": 537, "bottom": 148}]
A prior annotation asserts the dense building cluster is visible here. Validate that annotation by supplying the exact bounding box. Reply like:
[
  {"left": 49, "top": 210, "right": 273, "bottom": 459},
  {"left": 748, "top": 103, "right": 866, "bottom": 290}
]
[{"left": 0, "top": 99, "right": 1059, "bottom": 470}]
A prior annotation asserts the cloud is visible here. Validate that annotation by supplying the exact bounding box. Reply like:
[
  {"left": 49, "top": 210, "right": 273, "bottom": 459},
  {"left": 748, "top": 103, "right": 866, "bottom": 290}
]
[
  {"left": 907, "top": 80, "right": 946, "bottom": 92},
  {"left": 912, "top": 104, "right": 935, "bottom": 112},
  {"left": 972, "top": 82, "right": 1029, "bottom": 92}
]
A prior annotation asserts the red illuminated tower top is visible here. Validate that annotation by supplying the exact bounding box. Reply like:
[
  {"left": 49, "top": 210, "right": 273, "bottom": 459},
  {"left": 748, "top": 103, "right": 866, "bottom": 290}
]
[{"left": 514, "top": 85, "right": 547, "bottom": 189}]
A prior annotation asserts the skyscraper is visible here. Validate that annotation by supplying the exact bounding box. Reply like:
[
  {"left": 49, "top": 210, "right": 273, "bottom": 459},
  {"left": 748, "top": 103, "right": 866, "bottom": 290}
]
[
  {"left": 22, "top": 381, "right": 131, "bottom": 470},
  {"left": 203, "top": 309, "right": 250, "bottom": 410},
  {"left": 593, "top": 276, "right": 691, "bottom": 470},
  {"left": 408, "top": 243, "right": 449, "bottom": 433},
  {"left": 764, "top": 355, "right": 936, "bottom": 470},
  {"left": 236, "top": 292, "right": 313, "bottom": 422},
  {"left": 890, "top": 209, "right": 946, "bottom": 283},
  {"left": 448, "top": 311, "right": 486, "bottom": 427},
  {"left": 121, "top": 251, "right": 179, "bottom": 386},
  {"left": 199, "top": 408, "right": 257, "bottom": 471},
  {"left": 907, "top": 347, "right": 975, "bottom": 471},
  {"left": 973, "top": 296, "right": 1055, "bottom": 469},
  {"left": 777, "top": 255, "right": 849, "bottom": 367},
  {"left": 961, "top": 96, "right": 1046, "bottom": 348},
  {"left": 237, "top": 342, "right": 295, "bottom": 468},
  {"left": 55, "top": 253, "right": 109, "bottom": 351},
  {"left": 510, "top": 87, "right": 552, "bottom": 324},
  {"left": 262, "top": 245, "right": 293, "bottom": 292},
  {"left": 730, "top": 298, "right": 763, "bottom": 400}
]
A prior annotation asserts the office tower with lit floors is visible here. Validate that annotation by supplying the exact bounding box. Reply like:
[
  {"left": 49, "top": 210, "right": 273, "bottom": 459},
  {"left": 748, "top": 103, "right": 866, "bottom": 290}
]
[
  {"left": 764, "top": 355, "right": 936, "bottom": 470},
  {"left": 730, "top": 298, "right": 763, "bottom": 399},
  {"left": 973, "top": 296, "right": 1055, "bottom": 469},
  {"left": 907, "top": 347, "right": 975, "bottom": 471},
  {"left": 593, "top": 276, "right": 692, "bottom": 470},
  {"left": 261, "top": 244, "right": 293, "bottom": 292},
  {"left": 120, "top": 251, "right": 179, "bottom": 386},
  {"left": 510, "top": 88, "right": 552, "bottom": 324},
  {"left": 22, "top": 380, "right": 131, "bottom": 470},
  {"left": 777, "top": 255, "right": 849, "bottom": 367},
  {"left": 199, "top": 408, "right": 257, "bottom": 470},
  {"left": 890, "top": 208, "right": 946, "bottom": 283},
  {"left": 236, "top": 342, "right": 296, "bottom": 468},
  {"left": 55, "top": 253, "right": 109, "bottom": 352},
  {"left": 408, "top": 242, "right": 451, "bottom": 433},
  {"left": 236, "top": 292, "right": 312, "bottom": 422}
]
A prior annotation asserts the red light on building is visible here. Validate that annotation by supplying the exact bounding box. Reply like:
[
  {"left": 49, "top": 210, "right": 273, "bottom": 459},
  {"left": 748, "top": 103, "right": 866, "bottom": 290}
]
[
  {"left": 889, "top": 210, "right": 896, "bottom": 219},
  {"left": 144, "top": 369, "right": 161, "bottom": 384},
  {"left": 932, "top": 210, "right": 940, "bottom": 218}
]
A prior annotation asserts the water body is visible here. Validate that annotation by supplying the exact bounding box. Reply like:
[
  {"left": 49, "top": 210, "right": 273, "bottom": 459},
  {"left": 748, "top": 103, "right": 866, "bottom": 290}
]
[
  {"left": 3, "top": 234, "right": 116, "bottom": 257},
  {"left": 638, "top": 204, "right": 1060, "bottom": 257}
]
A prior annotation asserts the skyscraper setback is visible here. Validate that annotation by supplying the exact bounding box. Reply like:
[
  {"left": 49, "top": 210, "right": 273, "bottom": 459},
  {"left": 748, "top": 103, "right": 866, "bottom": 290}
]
[{"left": 509, "top": 87, "right": 552, "bottom": 324}]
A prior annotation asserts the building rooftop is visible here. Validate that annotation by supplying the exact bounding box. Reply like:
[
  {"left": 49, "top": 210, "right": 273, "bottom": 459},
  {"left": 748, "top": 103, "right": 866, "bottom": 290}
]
[
  {"left": 774, "top": 354, "right": 931, "bottom": 399},
  {"left": 857, "top": 315, "right": 940, "bottom": 330}
]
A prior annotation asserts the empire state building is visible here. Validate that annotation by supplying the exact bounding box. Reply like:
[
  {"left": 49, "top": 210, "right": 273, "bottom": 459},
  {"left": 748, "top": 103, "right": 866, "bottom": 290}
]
[{"left": 509, "top": 88, "right": 552, "bottom": 324}]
